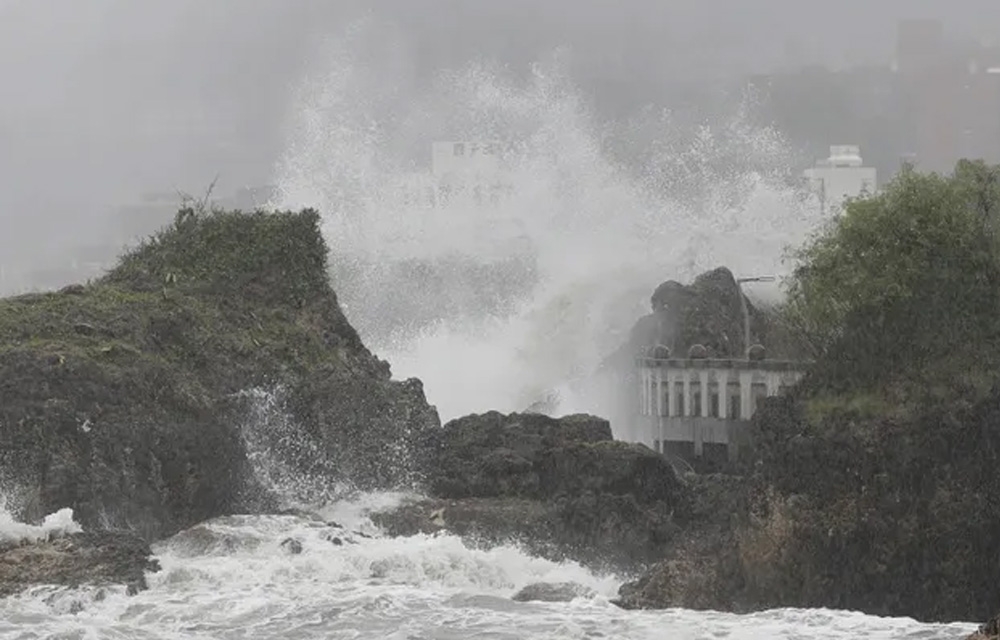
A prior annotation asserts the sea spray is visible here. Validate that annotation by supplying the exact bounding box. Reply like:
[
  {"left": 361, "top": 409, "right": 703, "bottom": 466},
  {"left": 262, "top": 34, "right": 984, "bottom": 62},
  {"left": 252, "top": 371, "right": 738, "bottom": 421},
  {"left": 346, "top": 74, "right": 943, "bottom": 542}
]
[
  {"left": 235, "top": 387, "right": 356, "bottom": 511},
  {"left": 0, "top": 502, "right": 81, "bottom": 546},
  {"left": 270, "top": 19, "right": 823, "bottom": 422}
]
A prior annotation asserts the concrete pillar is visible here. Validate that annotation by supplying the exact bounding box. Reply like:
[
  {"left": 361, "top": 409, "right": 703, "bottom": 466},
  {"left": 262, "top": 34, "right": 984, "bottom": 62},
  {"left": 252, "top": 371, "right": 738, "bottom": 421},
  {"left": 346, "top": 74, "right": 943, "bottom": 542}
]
[
  {"left": 765, "top": 371, "right": 779, "bottom": 397},
  {"left": 739, "top": 371, "right": 753, "bottom": 420},
  {"left": 683, "top": 375, "right": 692, "bottom": 417},
  {"left": 666, "top": 372, "right": 675, "bottom": 417},
  {"left": 639, "top": 369, "right": 646, "bottom": 416},
  {"left": 693, "top": 371, "right": 704, "bottom": 456},
  {"left": 718, "top": 370, "right": 730, "bottom": 419},
  {"left": 656, "top": 369, "right": 664, "bottom": 417},
  {"left": 699, "top": 370, "right": 710, "bottom": 418}
]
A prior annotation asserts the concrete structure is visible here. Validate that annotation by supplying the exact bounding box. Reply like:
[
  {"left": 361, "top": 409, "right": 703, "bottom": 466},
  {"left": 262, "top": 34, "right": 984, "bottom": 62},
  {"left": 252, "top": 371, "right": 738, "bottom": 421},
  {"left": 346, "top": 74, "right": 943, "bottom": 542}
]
[
  {"left": 803, "top": 145, "right": 877, "bottom": 216},
  {"left": 635, "top": 356, "right": 806, "bottom": 463}
]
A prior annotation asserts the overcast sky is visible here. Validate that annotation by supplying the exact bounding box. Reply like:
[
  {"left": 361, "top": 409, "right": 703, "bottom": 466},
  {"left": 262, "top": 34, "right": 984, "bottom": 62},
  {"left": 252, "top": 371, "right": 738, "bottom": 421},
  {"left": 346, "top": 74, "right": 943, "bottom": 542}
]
[{"left": 1, "top": 0, "right": 997, "bottom": 278}]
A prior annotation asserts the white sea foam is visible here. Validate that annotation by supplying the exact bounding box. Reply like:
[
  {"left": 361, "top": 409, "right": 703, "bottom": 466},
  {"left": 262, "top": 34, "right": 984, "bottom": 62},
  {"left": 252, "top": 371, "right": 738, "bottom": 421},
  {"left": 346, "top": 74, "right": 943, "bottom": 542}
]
[
  {"left": 0, "top": 494, "right": 81, "bottom": 546},
  {"left": 0, "top": 499, "right": 979, "bottom": 640},
  {"left": 270, "top": 20, "right": 822, "bottom": 423}
]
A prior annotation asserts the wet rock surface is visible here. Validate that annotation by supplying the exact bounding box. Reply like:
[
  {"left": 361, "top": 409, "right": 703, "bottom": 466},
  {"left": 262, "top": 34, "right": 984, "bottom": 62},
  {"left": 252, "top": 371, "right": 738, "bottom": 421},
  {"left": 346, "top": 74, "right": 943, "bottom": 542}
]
[
  {"left": 614, "top": 473, "right": 747, "bottom": 611},
  {"left": 378, "top": 411, "right": 689, "bottom": 570},
  {"left": 512, "top": 582, "right": 595, "bottom": 602},
  {"left": 969, "top": 613, "right": 1000, "bottom": 639},
  {"left": 0, "top": 531, "right": 159, "bottom": 597},
  {"left": 0, "top": 210, "right": 440, "bottom": 542}
]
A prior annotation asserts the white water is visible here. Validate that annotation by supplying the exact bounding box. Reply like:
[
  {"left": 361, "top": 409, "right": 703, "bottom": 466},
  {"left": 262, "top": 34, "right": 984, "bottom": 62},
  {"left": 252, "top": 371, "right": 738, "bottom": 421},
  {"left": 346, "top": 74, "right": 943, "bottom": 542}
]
[
  {"left": 0, "top": 390, "right": 981, "bottom": 639},
  {"left": 270, "top": 21, "right": 820, "bottom": 422},
  {"left": 0, "top": 497, "right": 979, "bottom": 640}
]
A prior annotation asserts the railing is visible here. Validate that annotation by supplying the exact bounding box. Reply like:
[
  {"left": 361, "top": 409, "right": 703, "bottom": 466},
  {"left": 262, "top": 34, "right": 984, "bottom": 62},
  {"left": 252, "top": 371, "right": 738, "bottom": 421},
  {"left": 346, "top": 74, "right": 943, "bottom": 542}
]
[{"left": 636, "top": 356, "right": 812, "bottom": 372}]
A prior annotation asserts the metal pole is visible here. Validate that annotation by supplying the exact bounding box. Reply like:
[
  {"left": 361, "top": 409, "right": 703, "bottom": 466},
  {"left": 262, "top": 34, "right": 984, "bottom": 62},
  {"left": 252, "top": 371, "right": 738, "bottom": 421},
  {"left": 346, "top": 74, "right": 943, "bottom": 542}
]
[
  {"left": 737, "top": 276, "right": 776, "bottom": 358},
  {"left": 741, "top": 291, "right": 750, "bottom": 358}
]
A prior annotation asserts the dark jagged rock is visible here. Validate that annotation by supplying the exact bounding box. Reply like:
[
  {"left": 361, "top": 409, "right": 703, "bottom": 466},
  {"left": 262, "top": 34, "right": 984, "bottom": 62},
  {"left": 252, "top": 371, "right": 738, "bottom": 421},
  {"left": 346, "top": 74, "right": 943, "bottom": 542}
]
[
  {"left": 419, "top": 411, "right": 614, "bottom": 499},
  {"left": 614, "top": 473, "right": 748, "bottom": 611},
  {"left": 620, "top": 385, "right": 1000, "bottom": 623},
  {"left": 644, "top": 267, "right": 755, "bottom": 359},
  {"left": 970, "top": 613, "right": 1000, "bottom": 640},
  {"left": 0, "top": 531, "right": 159, "bottom": 596},
  {"left": 728, "top": 389, "right": 1000, "bottom": 622},
  {"left": 512, "top": 582, "right": 595, "bottom": 602},
  {"left": 604, "top": 266, "right": 803, "bottom": 370},
  {"left": 279, "top": 538, "right": 303, "bottom": 555},
  {"left": 0, "top": 209, "right": 439, "bottom": 541},
  {"left": 376, "top": 411, "right": 690, "bottom": 570}
]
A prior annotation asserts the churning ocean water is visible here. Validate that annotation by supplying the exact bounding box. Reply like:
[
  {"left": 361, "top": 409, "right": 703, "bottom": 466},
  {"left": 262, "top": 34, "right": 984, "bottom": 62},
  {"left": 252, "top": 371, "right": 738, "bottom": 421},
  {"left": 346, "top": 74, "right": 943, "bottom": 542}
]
[{"left": 0, "top": 496, "right": 979, "bottom": 640}]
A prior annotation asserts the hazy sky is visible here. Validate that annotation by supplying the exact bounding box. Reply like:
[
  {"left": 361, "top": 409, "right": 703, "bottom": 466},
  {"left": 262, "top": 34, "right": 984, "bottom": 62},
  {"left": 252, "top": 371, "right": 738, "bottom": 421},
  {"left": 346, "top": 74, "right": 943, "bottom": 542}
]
[{"left": 1, "top": 0, "right": 997, "bottom": 278}]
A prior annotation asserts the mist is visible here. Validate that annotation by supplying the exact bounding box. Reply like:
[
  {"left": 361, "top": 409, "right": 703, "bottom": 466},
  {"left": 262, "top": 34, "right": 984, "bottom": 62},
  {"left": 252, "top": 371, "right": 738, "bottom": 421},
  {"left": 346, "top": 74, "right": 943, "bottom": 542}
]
[{"left": 3, "top": 0, "right": 998, "bottom": 340}]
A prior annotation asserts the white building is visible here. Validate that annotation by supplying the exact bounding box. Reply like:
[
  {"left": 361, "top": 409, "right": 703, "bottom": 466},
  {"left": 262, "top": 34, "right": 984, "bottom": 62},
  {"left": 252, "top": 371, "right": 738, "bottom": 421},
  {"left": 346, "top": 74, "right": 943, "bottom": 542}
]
[
  {"left": 803, "top": 145, "right": 877, "bottom": 216},
  {"left": 634, "top": 355, "right": 807, "bottom": 463}
]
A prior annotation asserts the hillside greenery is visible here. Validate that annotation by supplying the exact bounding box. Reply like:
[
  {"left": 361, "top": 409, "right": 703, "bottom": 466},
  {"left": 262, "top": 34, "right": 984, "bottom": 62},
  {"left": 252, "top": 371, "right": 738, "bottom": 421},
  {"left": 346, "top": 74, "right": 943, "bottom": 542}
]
[
  {"left": 782, "top": 159, "right": 1000, "bottom": 407},
  {"left": 0, "top": 207, "right": 437, "bottom": 538}
]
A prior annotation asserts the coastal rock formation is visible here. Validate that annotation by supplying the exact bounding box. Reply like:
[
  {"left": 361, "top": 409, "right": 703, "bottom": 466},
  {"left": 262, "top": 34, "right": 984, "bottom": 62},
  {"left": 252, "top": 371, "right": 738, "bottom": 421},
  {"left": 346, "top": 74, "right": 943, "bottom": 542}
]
[
  {"left": 731, "top": 389, "right": 1000, "bottom": 622},
  {"left": 512, "top": 582, "right": 595, "bottom": 602},
  {"left": 619, "top": 385, "right": 1000, "bottom": 623},
  {"left": 0, "top": 208, "right": 439, "bottom": 541},
  {"left": 0, "top": 531, "right": 159, "bottom": 597},
  {"left": 614, "top": 473, "right": 747, "bottom": 611},
  {"left": 625, "top": 267, "right": 768, "bottom": 361},
  {"left": 374, "top": 411, "right": 690, "bottom": 569},
  {"left": 969, "top": 613, "right": 1000, "bottom": 640}
]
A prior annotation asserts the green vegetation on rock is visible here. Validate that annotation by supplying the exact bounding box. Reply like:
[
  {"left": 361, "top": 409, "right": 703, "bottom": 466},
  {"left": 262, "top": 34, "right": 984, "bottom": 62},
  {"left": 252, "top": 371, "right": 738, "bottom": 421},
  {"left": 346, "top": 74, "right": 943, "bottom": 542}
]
[
  {"left": 0, "top": 207, "right": 438, "bottom": 540},
  {"left": 618, "top": 163, "right": 1000, "bottom": 622},
  {"left": 737, "top": 162, "right": 1000, "bottom": 621},
  {"left": 784, "top": 160, "right": 1000, "bottom": 397}
]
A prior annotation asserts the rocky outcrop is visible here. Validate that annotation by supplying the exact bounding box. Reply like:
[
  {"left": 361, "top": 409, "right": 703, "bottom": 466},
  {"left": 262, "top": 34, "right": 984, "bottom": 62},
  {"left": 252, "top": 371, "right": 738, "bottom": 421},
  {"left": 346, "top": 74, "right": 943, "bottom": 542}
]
[
  {"left": 970, "top": 613, "right": 1000, "bottom": 640},
  {"left": 600, "top": 266, "right": 809, "bottom": 370},
  {"left": 0, "top": 531, "right": 159, "bottom": 596},
  {"left": 614, "top": 473, "right": 747, "bottom": 611},
  {"left": 374, "top": 411, "right": 689, "bottom": 570},
  {"left": 0, "top": 208, "right": 439, "bottom": 541},
  {"left": 729, "top": 389, "right": 1000, "bottom": 622},
  {"left": 512, "top": 582, "right": 595, "bottom": 602},
  {"left": 619, "top": 384, "right": 1000, "bottom": 623},
  {"left": 625, "top": 267, "right": 763, "bottom": 360}
]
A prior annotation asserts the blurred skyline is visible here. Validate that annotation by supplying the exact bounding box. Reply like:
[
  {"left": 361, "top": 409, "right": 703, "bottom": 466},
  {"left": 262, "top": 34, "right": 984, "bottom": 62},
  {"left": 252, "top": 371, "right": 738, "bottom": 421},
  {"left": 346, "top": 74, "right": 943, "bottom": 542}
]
[{"left": 2, "top": 0, "right": 998, "bottom": 285}]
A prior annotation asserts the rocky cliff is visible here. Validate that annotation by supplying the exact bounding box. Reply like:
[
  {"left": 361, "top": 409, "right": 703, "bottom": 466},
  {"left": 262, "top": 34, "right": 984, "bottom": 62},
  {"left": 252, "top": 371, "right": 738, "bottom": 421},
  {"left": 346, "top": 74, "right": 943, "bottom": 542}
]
[
  {"left": 600, "top": 265, "right": 1000, "bottom": 623},
  {"left": 622, "top": 267, "right": 779, "bottom": 361},
  {"left": 0, "top": 208, "right": 440, "bottom": 541},
  {"left": 618, "top": 380, "right": 1000, "bottom": 623},
  {"left": 374, "top": 411, "right": 690, "bottom": 570}
]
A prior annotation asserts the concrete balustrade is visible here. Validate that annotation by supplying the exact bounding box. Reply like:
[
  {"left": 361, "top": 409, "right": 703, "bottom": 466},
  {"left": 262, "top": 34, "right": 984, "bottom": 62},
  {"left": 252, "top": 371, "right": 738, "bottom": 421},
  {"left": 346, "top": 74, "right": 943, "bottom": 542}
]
[{"left": 634, "top": 357, "right": 806, "bottom": 461}]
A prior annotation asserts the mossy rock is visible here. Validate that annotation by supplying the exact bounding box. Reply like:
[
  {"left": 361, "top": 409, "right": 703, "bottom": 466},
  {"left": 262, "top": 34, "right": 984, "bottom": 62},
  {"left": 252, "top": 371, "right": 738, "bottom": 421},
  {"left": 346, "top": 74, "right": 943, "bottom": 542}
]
[{"left": 0, "top": 208, "right": 439, "bottom": 539}]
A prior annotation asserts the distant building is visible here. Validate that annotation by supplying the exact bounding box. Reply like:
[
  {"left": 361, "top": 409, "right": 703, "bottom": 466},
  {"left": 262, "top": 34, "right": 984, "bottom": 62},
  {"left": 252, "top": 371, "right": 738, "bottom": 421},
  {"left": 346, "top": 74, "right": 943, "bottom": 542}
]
[{"left": 803, "top": 145, "right": 877, "bottom": 215}]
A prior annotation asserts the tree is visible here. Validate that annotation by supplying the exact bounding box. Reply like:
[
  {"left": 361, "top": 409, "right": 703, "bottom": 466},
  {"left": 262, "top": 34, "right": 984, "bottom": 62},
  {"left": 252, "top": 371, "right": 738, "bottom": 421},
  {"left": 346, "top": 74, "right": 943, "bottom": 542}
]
[{"left": 783, "top": 161, "right": 1000, "bottom": 391}]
